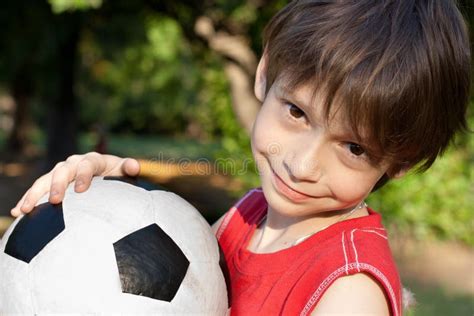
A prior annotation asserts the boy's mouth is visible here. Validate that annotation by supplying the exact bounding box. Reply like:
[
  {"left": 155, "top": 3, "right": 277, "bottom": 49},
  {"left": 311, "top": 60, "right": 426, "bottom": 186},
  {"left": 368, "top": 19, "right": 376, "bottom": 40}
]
[{"left": 271, "top": 169, "right": 316, "bottom": 202}]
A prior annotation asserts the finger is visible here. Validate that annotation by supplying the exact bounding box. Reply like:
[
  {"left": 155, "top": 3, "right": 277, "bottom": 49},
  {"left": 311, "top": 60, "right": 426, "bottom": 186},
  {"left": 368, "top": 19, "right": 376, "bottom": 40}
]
[
  {"left": 74, "top": 159, "right": 96, "bottom": 192},
  {"left": 20, "top": 174, "right": 53, "bottom": 213},
  {"left": 11, "top": 189, "right": 31, "bottom": 217},
  {"left": 122, "top": 158, "right": 140, "bottom": 177},
  {"left": 48, "top": 161, "right": 78, "bottom": 204}
]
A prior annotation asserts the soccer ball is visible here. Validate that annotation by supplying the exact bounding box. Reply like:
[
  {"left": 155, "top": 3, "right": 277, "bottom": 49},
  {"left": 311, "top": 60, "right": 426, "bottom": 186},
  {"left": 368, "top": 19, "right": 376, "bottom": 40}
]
[{"left": 0, "top": 177, "right": 229, "bottom": 314}]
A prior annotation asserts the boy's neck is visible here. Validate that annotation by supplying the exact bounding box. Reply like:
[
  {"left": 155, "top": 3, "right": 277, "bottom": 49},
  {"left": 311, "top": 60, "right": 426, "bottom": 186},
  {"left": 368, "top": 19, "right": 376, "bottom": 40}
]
[{"left": 248, "top": 204, "right": 368, "bottom": 254}]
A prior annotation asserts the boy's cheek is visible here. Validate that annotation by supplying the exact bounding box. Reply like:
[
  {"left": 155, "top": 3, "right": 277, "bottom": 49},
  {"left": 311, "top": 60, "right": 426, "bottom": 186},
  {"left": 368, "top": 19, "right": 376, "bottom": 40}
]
[
  {"left": 251, "top": 115, "right": 284, "bottom": 157},
  {"left": 251, "top": 130, "right": 277, "bottom": 178},
  {"left": 251, "top": 120, "right": 270, "bottom": 156},
  {"left": 330, "top": 172, "right": 382, "bottom": 203}
]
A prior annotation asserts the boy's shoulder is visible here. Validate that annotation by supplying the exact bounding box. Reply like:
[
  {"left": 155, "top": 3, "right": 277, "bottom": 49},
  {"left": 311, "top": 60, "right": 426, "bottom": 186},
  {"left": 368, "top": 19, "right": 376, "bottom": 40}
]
[
  {"left": 215, "top": 188, "right": 265, "bottom": 240},
  {"left": 339, "top": 221, "right": 397, "bottom": 272},
  {"left": 326, "top": 209, "right": 397, "bottom": 272},
  {"left": 300, "top": 213, "right": 402, "bottom": 316},
  {"left": 228, "top": 188, "right": 266, "bottom": 221}
]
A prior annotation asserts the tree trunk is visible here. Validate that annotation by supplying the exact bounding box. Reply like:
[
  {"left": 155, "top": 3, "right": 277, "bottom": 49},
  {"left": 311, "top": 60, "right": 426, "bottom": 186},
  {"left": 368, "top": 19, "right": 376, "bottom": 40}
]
[
  {"left": 223, "top": 61, "right": 260, "bottom": 133},
  {"left": 6, "top": 67, "right": 32, "bottom": 157},
  {"left": 195, "top": 16, "right": 261, "bottom": 134},
  {"left": 45, "top": 15, "right": 81, "bottom": 171}
]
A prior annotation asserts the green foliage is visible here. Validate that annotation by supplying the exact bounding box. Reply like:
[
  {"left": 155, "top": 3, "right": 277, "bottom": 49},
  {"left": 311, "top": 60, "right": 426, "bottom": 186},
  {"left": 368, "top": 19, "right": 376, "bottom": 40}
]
[
  {"left": 48, "top": 0, "right": 102, "bottom": 13},
  {"left": 77, "top": 14, "right": 201, "bottom": 135},
  {"left": 147, "top": 18, "right": 182, "bottom": 62},
  {"left": 368, "top": 148, "right": 473, "bottom": 245}
]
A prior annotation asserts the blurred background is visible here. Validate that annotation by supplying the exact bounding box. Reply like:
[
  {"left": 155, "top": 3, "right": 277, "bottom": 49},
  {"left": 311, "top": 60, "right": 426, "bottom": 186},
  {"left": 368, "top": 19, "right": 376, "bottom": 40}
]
[{"left": 0, "top": 0, "right": 472, "bottom": 314}]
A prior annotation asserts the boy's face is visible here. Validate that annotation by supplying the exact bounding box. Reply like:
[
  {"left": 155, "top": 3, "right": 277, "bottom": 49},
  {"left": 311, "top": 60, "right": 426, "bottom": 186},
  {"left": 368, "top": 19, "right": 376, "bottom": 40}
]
[{"left": 251, "top": 79, "right": 391, "bottom": 218}]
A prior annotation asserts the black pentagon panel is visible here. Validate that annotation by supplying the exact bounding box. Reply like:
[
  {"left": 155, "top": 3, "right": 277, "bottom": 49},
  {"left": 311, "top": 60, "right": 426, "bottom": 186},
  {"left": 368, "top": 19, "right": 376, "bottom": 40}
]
[
  {"left": 103, "top": 176, "right": 165, "bottom": 191},
  {"left": 4, "top": 203, "right": 65, "bottom": 263},
  {"left": 219, "top": 243, "right": 232, "bottom": 307},
  {"left": 113, "top": 224, "right": 189, "bottom": 302}
]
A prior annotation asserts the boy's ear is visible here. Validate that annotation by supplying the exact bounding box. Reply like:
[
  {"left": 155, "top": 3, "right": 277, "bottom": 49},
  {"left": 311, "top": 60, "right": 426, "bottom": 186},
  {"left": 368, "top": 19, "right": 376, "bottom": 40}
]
[{"left": 254, "top": 52, "right": 268, "bottom": 102}]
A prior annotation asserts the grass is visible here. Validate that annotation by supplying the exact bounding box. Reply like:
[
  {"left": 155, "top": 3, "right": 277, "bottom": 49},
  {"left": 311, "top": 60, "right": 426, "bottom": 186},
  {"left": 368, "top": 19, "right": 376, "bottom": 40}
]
[
  {"left": 80, "top": 133, "right": 221, "bottom": 161},
  {"left": 108, "top": 135, "right": 220, "bottom": 160},
  {"left": 0, "top": 129, "right": 222, "bottom": 161}
]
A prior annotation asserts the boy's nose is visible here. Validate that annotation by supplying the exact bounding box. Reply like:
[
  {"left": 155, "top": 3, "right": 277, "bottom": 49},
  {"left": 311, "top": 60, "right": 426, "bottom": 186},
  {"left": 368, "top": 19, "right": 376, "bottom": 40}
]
[{"left": 283, "top": 150, "right": 321, "bottom": 183}]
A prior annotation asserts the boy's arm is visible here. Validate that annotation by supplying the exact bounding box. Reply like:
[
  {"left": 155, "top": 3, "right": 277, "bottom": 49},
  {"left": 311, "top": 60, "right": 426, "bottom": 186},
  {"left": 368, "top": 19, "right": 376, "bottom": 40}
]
[{"left": 311, "top": 273, "right": 390, "bottom": 316}]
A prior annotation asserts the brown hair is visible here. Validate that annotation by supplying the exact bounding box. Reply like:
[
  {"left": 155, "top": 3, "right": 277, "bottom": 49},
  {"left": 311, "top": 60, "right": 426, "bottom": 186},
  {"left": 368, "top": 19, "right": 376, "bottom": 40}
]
[{"left": 263, "top": 0, "right": 471, "bottom": 176}]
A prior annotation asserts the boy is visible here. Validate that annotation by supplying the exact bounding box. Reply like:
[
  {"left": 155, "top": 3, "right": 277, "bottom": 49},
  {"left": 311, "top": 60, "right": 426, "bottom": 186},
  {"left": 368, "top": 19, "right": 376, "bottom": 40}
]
[{"left": 11, "top": 0, "right": 470, "bottom": 314}]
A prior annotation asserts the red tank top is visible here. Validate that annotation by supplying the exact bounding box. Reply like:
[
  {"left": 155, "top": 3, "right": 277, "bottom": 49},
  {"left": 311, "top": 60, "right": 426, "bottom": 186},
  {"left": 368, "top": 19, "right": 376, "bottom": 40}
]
[{"left": 217, "top": 189, "right": 403, "bottom": 316}]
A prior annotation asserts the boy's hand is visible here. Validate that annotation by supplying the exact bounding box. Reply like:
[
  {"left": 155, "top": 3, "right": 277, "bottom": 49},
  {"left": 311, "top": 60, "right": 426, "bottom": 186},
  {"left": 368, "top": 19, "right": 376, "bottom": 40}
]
[{"left": 10, "top": 152, "right": 140, "bottom": 217}]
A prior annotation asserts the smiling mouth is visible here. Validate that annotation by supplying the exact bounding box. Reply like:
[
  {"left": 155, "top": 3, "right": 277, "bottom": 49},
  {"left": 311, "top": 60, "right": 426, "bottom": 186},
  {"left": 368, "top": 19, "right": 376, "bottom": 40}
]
[{"left": 271, "top": 169, "right": 316, "bottom": 201}]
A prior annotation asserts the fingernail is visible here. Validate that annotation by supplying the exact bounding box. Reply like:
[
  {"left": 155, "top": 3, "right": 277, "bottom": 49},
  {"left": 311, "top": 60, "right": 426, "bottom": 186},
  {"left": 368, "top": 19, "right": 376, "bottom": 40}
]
[
  {"left": 22, "top": 202, "right": 30, "bottom": 209},
  {"left": 76, "top": 180, "right": 83, "bottom": 187},
  {"left": 50, "top": 191, "right": 59, "bottom": 197}
]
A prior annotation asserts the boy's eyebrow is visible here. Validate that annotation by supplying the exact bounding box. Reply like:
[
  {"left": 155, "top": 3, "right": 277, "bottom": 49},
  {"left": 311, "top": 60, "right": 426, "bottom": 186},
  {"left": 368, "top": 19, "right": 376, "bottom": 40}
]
[{"left": 277, "top": 85, "right": 315, "bottom": 114}]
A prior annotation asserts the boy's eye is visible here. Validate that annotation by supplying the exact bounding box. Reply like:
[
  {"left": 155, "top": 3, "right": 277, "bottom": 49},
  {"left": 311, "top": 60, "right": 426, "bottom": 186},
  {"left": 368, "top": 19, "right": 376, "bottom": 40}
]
[
  {"left": 288, "top": 104, "right": 305, "bottom": 119},
  {"left": 348, "top": 143, "right": 365, "bottom": 156}
]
